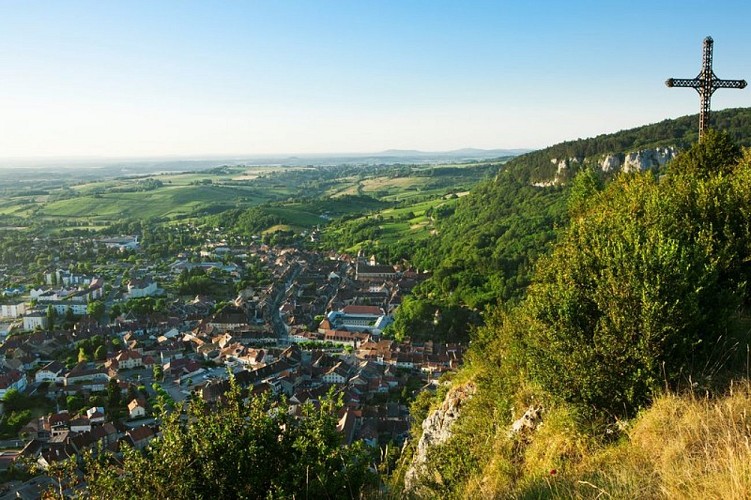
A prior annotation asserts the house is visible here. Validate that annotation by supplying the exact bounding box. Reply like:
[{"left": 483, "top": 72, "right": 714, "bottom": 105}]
[
  {"left": 22, "top": 310, "right": 48, "bottom": 331},
  {"left": 126, "top": 425, "right": 155, "bottom": 450},
  {"left": 355, "top": 263, "right": 397, "bottom": 281},
  {"left": 35, "top": 361, "right": 65, "bottom": 384},
  {"left": 337, "top": 409, "right": 359, "bottom": 446},
  {"left": 69, "top": 417, "right": 91, "bottom": 434},
  {"left": 0, "top": 370, "right": 27, "bottom": 397},
  {"left": 100, "top": 235, "right": 139, "bottom": 251},
  {"left": 86, "top": 407, "right": 106, "bottom": 425},
  {"left": 127, "top": 277, "right": 158, "bottom": 298},
  {"left": 0, "top": 303, "right": 26, "bottom": 319},
  {"left": 127, "top": 399, "right": 147, "bottom": 419},
  {"left": 64, "top": 363, "right": 110, "bottom": 389},
  {"left": 113, "top": 350, "right": 143, "bottom": 369},
  {"left": 322, "top": 362, "right": 349, "bottom": 385}
]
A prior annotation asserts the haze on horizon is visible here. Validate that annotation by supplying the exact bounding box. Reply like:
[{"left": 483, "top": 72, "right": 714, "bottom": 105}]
[{"left": 1, "top": 0, "right": 750, "bottom": 162}]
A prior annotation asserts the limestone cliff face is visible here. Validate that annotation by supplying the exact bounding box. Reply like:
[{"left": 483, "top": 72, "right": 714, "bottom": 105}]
[
  {"left": 533, "top": 146, "right": 679, "bottom": 186},
  {"left": 403, "top": 382, "right": 476, "bottom": 492},
  {"left": 600, "top": 146, "right": 678, "bottom": 173}
]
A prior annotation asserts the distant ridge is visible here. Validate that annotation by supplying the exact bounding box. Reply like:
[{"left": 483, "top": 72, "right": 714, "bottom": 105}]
[
  {"left": 0, "top": 148, "right": 528, "bottom": 172},
  {"left": 503, "top": 107, "right": 751, "bottom": 182},
  {"left": 377, "top": 148, "right": 531, "bottom": 157}
]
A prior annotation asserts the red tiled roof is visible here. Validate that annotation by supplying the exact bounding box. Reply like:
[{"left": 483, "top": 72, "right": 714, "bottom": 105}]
[{"left": 341, "top": 305, "right": 383, "bottom": 315}]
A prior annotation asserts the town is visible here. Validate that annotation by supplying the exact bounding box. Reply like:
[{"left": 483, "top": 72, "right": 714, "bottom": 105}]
[{"left": 0, "top": 227, "right": 464, "bottom": 496}]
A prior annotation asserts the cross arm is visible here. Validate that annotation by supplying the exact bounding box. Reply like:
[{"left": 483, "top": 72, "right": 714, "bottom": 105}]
[
  {"left": 712, "top": 79, "right": 747, "bottom": 89},
  {"left": 665, "top": 78, "right": 701, "bottom": 88}
]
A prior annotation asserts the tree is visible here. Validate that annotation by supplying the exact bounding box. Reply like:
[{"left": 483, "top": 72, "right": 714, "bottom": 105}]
[
  {"left": 506, "top": 131, "right": 751, "bottom": 418},
  {"left": 94, "top": 345, "right": 107, "bottom": 361},
  {"left": 2, "top": 388, "right": 23, "bottom": 409},
  {"left": 87, "top": 300, "right": 105, "bottom": 320},
  {"left": 78, "top": 347, "right": 90, "bottom": 363},
  {"left": 62, "top": 308, "right": 76, "bottom": 330},
  {"left": 109, "top": 304, "right": 122, "bottom": 321},
  {"left": 106, "top": 379, "right": 123, "bottom": 420},
  {"left": 81, "top": 377, "right": 376, "bottom": 499},
  {"left": 46, "top": 305, "right": 55, "bottom": 331}
]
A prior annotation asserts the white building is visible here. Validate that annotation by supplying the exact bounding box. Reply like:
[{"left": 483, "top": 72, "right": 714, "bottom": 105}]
[
  {"left": 127, "top": 278, "right": 158, "bottom": 298},
  {"left": 35, "top": 361, "right": 65, "bottom": 384},
  {"left": 23, "top": 311, "right": 48, "bottom": 331},
  {"left": 128, "top": 399, "right": 147, "bottom": 419},
  {"left": 322, "top": 362, "right": 349, "bottom": 385},
  {"left": 48, "top": 303, "right": 88, "bottom": 316},
  {"left": 327, "top": 305, "right": 391, "bottom": 334},
  {"left": 101, "top": 235, "right": 139, "bottom": 251},
  {"left": 0, "top": 303, "right": 26, "bottom": 319}
]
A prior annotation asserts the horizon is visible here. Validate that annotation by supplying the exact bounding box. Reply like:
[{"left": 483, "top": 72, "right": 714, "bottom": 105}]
[{"left": 1, "top": 1, "right": 750, "bottom": 162}]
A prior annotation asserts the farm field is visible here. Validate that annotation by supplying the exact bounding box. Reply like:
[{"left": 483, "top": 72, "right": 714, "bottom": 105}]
[{"left": 2, "top": 157, "right": 508, "bottom": 241}]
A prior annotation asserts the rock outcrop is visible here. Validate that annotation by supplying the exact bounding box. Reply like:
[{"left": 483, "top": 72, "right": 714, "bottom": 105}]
[
  {"left": 508, "top": 405, "right": 543, "bottom": 437},
  {"left": 600, "top": 146, "right": 678, "bottom": 173},
  {"left": 534, "top": 146, "right": 679, "bottom": 187},
  {"left": 403, "top": 382, "right": 476, "bottom": 492}
]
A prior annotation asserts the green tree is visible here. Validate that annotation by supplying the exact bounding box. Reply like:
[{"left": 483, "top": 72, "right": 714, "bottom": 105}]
[
  {"left": 106, "top": 379, "right": 123, "bottom": 420},
  {"left": 78, "top": 347, "right": 90, "bottom": 363},
  {"left": 46, "top": 305, "right": 56, "bottom": 331},
  {"left": 60, "top": 308, "right": 75, "bottom": 328},
  {"left": 94, "top": 345, "right": 107, "bottom": 361},
  {"left": 82, "top": 378, "right": 376, "bottom": 499},
  {"left": 505, "top": 131, "right": 751, "bottom": 418},
  {"left": 109, "top": 304, "right": 122, "bottom": 321},
  {"left": 87, "top": 300, "right": 105, "bottom": 320}
]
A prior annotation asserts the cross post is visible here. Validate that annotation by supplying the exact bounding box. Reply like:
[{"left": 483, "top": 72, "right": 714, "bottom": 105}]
[{"left": 666, "top": 36, "right": 746, "bottom": 139}]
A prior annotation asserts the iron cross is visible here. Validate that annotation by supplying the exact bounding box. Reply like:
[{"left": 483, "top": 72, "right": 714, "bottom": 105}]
[{"left": 666, "top": 36, "right": 746, "bottom": 139}]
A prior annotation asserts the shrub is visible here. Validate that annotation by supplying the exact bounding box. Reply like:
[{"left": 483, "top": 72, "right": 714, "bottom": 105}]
[{"left": 510, "top": 131, "right": 751, "bottom": 417}]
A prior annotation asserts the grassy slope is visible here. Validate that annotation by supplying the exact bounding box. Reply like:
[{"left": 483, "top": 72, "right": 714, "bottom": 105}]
[
  {"left": 39, "top": 185, "right": 272, "bottom": 221},
  {"left": 465, "top": 384, "right": 751, "bottom": 499}
]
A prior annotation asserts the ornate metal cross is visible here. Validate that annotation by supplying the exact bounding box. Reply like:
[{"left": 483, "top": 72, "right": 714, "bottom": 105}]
[{"left": 666, "top": 36, "right": 746, "bottom": 139}]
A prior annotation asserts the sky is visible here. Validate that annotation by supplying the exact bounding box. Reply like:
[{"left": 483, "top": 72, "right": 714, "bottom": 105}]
[{"left": 1, "top": 0, "right": 750, "bottom": 160}]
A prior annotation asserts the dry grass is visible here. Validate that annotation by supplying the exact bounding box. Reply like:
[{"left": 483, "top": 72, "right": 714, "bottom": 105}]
[
  {"left": 623, "top": 382, "right": 751, "bottom": 499},
  {"left": 460, "top": 381, "right": 751, "bottom": 499}
]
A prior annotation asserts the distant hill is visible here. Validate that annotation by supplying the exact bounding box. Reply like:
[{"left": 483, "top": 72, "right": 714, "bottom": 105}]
[{"left": 377, "top": 147, "right": 531, "bottom": 158}]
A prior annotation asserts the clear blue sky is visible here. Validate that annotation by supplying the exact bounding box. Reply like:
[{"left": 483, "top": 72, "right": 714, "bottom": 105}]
[{"left": 1, "top": 0, "right": 750, "bottom": 158}]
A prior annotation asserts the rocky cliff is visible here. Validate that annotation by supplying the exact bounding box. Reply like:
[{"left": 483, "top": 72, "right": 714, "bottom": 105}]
[
  {"left": 533, "top": 146, "right": 679, "bottom": 186},
  {"left": 403, "top": 382, "right": 476, "bottom": 493}
]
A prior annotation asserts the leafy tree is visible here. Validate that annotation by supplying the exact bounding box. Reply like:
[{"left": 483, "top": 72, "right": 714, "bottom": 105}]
[
  {"left": 2, "top": 389, "right": 22, "bottom": 407},
  {"left": 78, "top": 347, "right": 90, "bottom": 363},
  {"left": 109, "top": 304, "right": 122, "bottom": 321},
  {"left": 46, "top": 305, "right": 55, "bottom": 331},
  {"left": 87, "top": 300, "right": 105, "bottom": 320},
  {"left": 82, "top": 378, "right": 376, "bottom": 498},
  {"left": 94, "top": 345, "right": 107, "bottom": 361},
  {"left": 106, "top": 379, "right": 123, "bottom": 420},
  {"left": 503, "top": 131, "right": 751, "bottom": 418}
]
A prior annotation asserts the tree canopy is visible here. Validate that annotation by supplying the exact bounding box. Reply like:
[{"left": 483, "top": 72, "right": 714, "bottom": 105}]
[
  {"left": 492, "top": 131, "right": 751, "bottom": 417},
  {"left": 80, "top": 377, "right": 376, "bottom": 499}
]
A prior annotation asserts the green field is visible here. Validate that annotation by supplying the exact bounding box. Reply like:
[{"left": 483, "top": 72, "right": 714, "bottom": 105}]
[
  {"left": 39, "top": 184, "right": 272, "bottom": 221},
  {"left": 3, "top": 159, "right": 500, "bottom": 239}
]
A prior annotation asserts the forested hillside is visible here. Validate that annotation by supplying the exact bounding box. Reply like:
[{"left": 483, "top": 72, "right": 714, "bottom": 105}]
[
  {"left": 392, "top": 108, "right": 751, "bottom": 343},
  {"left": 394, "top": 131, "right": 751, "bottom": 498}
]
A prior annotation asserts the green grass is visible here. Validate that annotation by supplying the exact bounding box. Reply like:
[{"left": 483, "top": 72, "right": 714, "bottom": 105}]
[{"left": 39, "top": 185, "right": 272, "bottom": 221}]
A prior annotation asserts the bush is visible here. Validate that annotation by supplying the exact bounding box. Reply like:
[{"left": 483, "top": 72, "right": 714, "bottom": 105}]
[
  {"left": 81, "top": 377, "right": 376, "bottom": 499},
  {"left": 508, "top": 131, "right": 751, "bottom": 418}
]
